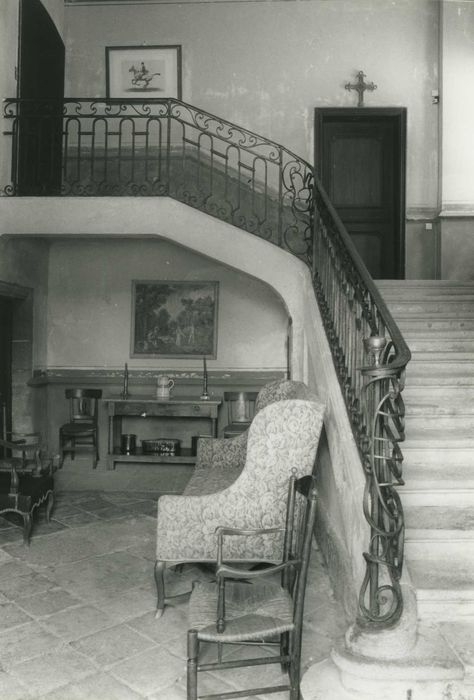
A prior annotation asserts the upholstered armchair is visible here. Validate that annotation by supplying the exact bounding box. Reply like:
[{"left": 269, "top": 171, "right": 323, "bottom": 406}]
[
  {"left": 187, "top": 379, "right": 314, "bottom": 497},
  {"left": 154, "top": 393, "right": 325, "bottom": 617}
]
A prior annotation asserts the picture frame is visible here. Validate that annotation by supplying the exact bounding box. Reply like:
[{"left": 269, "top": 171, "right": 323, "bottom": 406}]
[
  {"left": 131, "top": 281, "right": 219, "bottom": 359},
  {"left": 105, "top": 45, "right": 182, "bottom": 100}
]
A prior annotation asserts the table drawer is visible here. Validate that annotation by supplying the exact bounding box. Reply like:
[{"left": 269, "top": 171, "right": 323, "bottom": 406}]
[{"left": 110, "top": 402, "right": 215, "bottom": 418}]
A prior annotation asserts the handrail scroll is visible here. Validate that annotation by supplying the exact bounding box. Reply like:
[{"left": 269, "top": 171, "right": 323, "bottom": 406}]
[{"left": 312, "top": 178, "right": 411, "bottom": 628}]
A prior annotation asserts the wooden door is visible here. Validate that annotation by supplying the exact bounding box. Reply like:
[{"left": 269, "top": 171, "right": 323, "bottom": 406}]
[
  {"left": 0, "top": 298, "right": 13, "bottom": 454},
  {"left": 17, "top": 0, "right": 65, "bottom": 194},
  {"left": 314, "top": 108, "right": 406, "bottom": 279}
]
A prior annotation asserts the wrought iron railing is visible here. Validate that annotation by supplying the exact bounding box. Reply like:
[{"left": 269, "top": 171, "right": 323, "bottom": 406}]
[
  {"left": 313, "top": 181, "right": 411, "bottom": 628},
  {"left": 2, "top": 96, "right": 410, "bottom": 628},
  {"left": 2, "top": 98, "right": 312, "bottom": 262}
]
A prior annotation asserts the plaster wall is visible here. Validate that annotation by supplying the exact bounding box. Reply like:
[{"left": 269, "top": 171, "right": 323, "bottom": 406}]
[
  {"left": 0, "top": 0, "right": 19, "bottom": 189},
  {"left": 441, "top": 0, "right": 474, "bottom": 211},
  {"left": 0, "top": 236, "right": 49, "bottom": 368},
  {"left": 63, "top": 0, "right": 440, "bottom": 213},
  {"left": 47, "top": 237, "right": 288, "bottom": 371}
]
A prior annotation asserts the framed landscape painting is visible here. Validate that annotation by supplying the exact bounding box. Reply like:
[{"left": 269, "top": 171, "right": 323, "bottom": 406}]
[
  {"left": 106, "top": 45, "right": 182, "bottom": 99},
  {"left": 131, "top": 281, "right": 219, "bottom": 358}
]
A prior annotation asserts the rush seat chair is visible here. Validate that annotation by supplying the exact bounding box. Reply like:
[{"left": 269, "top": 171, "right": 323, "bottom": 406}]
[
  {"left": 59, "top": 388, "right": 102, "bottom": 468},
  {"left": 186, "top": 472, "right": 319, "bottom": 700}
]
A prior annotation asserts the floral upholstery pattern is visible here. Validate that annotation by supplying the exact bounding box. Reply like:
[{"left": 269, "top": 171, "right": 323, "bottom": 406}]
[
  {"left": 186, "top": 379, "right": 315, "bottom": 497},
  {"left": 156, "top": 397, "right": 325, "bottom": 564}
]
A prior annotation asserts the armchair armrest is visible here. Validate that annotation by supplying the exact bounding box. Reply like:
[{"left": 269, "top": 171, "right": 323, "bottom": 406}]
[
  {"left": 214, "top": 526, "right": 300, "bottom": 633},
  {"left": 215, "top": 525, "right": 284, "bottom": 567}
]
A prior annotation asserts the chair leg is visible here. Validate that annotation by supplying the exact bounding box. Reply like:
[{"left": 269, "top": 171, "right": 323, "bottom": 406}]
[
  {"left": 94, "top": 429, "right": 99, "bottom": 469},
  {"left": 22, "top": 512, "right": 33, "bottom": 546},
  {"left": 187, "top": 629, "right": 199, "bottom": 700},
  {"left": 280, "top": 631, "right": 290, "bottom": 672},
  {"left": 46, "top": 492, "right": 54, "bottom": 523},
  {"left": 154, "top": 560, "right": 166, "bottom": 618}
]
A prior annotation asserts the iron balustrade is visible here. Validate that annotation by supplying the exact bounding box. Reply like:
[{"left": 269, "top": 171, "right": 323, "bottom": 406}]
[
  {"left": 2, "top": 98, "right": 313, "bottom": 262},
  {"left": 2, "top": 96, "right": 411, "bottom": 628}
]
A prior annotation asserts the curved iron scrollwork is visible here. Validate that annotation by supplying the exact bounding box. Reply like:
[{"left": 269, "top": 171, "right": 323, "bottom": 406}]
[
  {"left": 2, "top": 96, "right": 410, "bottom": 629},
  {"left": 313, "top": 180, "right": 410, "bottom": 628},
  {"left": 2, "top": 98, "right": 313, "bottom": 261}
]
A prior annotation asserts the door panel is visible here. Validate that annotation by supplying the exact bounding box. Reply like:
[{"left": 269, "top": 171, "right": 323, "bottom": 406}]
[
  {"left": 315, "top": 108, "right": 406, "bottom": 279},
  {"left": 17, "top": 0, "right": 65, "bottom": 195}
]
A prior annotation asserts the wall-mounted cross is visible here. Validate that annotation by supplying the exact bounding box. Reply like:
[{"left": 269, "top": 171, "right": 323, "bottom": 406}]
[{"left": 345, "top": 70, "right": 377, "bottom": 107}]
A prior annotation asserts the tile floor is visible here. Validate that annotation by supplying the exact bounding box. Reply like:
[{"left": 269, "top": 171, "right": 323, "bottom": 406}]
[{"left": 0, "top": 489, "right": 346, "bottom": 700}]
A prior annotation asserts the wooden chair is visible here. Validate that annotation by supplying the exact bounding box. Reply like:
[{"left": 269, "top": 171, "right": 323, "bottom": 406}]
[
  {"left": 59, "top": 389, "right": 102, "bottom": 468},
  {"left": 222, "top": 391, "right": 258, "bottom": 439},
  {"left": 186, "top": 472, "right": 318, "bottom": 700}
]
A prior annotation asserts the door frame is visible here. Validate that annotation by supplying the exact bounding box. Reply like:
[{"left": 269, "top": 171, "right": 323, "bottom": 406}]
[{"left": 314, "top": 107, "right": 407, "bottom": 280}]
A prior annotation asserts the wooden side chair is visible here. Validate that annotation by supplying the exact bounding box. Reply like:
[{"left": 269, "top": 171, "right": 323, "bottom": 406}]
[
  {"left": 59, "top": 389, "right": 102, "bottom": 468},
  {"left": 186, "top": 472, "right": 318, "bottom": 700}
]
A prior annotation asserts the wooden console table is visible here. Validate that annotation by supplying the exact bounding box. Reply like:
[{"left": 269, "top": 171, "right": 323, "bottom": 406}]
[{"left": 105, "top": 396, "right": 221, "bottom": 470}]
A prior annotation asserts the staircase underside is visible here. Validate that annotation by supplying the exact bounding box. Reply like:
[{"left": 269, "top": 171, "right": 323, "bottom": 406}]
[{"left": 378, "top": 279, "right": 474, "bottom": 692}]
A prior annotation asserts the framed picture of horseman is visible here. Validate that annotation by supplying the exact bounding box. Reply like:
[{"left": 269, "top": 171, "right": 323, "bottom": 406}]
[
  {"left": 105, "top": 45, "right": 182, "bottom": 99},
  {"left": 131, "top": 281, "right": 219, "bottom": 359}
]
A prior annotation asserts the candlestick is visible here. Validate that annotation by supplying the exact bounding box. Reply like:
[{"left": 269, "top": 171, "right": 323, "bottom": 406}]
[
  {"left": 121, "top": 362, "right": 129, "bottom": 399},
  {"left": 200, "top": 356, "right": 209, "bottom": 400}
]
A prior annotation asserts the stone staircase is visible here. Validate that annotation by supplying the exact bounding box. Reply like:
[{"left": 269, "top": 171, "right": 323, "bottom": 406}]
[{"left": 378, "top": 280, "right": 474, "bottom": 694}]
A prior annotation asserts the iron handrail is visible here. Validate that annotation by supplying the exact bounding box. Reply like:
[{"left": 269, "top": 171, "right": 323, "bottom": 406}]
[{"left": 2, "top": 96, "right": 410, "bottom": 628}]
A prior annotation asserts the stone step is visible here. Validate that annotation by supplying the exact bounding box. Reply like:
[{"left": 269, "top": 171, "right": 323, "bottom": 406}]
[
  {"left": 406, "top": 350, "right": 474, "bottom": 363},
  {"left": 406, "top": 414, "right": 474, "bottom": 432},
  {"left": 404, "top": 385, "right": 474, "bottom": 401},
  {"left": 403, "top": 444, "right": 474, "bottom": 468},
  {"left": 408, "top": 557, "right": 474, "bottom": 621},
  {"left": 403, "top": 489, "right": 474, "bottom": 508},
  {"left": 386, "top": 300, "right": 474, "bottom": 314},
  {"left": 377, "top": 280, "right": 474, "bottom": 294},
  {"left": 406, "top": 338, "right": 474, "bottom": 353},
  {"left": 398, "top": 317, "right": 474, "bottom": 333},
  {"left": 403, "top": 464, "right": 474, "bottom": 489},
  {"left": 405, "top": 361, "right": 474, "bottom": 385},
  {"left": 405, "top": 401, "right": 474, "bottom": 417}
]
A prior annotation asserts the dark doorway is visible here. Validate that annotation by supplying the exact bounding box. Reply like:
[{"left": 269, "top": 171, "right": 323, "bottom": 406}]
[
  {"left": 16, "top": 0, "right": 65, "bottom": 195},
  {"left": 314, "top": 108, "right": 406, "bottom": 279},
  {"left": 0, "top": 298, "right": 13, "bottom": 454}
]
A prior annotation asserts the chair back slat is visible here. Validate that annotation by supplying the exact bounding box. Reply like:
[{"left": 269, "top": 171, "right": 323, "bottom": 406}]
[{"left": 65, "top": 389, "right": 102, "bottom": 424}]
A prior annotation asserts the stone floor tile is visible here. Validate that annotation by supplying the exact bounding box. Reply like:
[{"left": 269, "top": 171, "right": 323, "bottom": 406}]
[
  {"left": 4, "top": 529, "right": 108, "bottom": 566},
  {"left": 1, "top": 621, "right": 63, "bottom": 670},
  {"left": 126, "top": 604, "right": 188, "bottom": 647},
  {"left": 41, "top": 604, "right": 114, "bottom": 642},
  {"left": 0, "top": 571, "right": 55, "bottom": 600},
  {"left": 77, "top": 515, "right": 154, "bottom": 552},
  {"left": 9, "top": 646, "right": 97, "bottom": 696},
  {"left": 0, "top": 670, "right": 33, "bottom": 700},
  {"left": 49, "top": 551, "right": 151, "bottom": 600},
  {"left": 109, "top": 646, "right": 186, "bottom": 696},
  {"left": 94, "top": 585, "right": 156, "bottom": 623},
  {"left": 0, "top": 527, "right": 25, "bottom": 545},
  {"left": 0, "top": 547, "right": 14, "bottom": 563},
  {"left": 53, "top": 511, "right": 101, "bottom": 527},
  {"left": 15, "top": 587, "right": 81, "bottom": 618},
  {"left": 0, "top": 601, "right": 33, "bottom": 629},
  {"left": 71, "top": 622, "right": 158, "bottom": 667},
  {"left": 0, "top": 558, "right": 35, "bottom": 581},
  {"left": 39, "top": 672, "right": 143, "bottom": 700}
]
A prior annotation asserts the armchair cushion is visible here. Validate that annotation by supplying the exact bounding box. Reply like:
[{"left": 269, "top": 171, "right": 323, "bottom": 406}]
[
  {"left": 156, "top": 396, "right": 324, "bottom": 564},
  {"left": 187, "top": 379, "right": 316, "bottom": 497}
]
